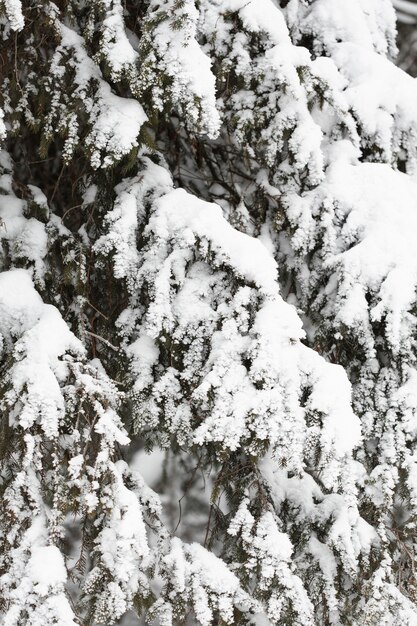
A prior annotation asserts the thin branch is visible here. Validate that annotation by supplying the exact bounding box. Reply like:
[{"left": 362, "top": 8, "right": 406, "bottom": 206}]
[{"left": 85, "top": 330, "right": 119, "bottom": 352}]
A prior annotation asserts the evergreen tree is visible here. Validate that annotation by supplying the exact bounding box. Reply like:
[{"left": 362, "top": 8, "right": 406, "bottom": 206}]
[{"left": 0, "top": 1, "right": 416, "bottom": 625}]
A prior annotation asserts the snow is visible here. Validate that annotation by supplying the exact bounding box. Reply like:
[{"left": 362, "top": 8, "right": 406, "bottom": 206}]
[
  {"left": 285, "top": 0, "right": 396, "bottom": 57},
  {"left": 0, "top": 154, "right": 47, "bottom": 281},
  {"left": 2, "top": 516, "right": 77, "bottom": 626},
  {"left": 331, "top": 44, "right": 417, "bottom": 170},
  {"left": 89, "top": 463, "right": 150, "bottom": 594},
  {"left": 259, "top": 454, "right": 377, "bottom": 621},
  {"left": 0, "top": 269, "right": 82, "bottom": 437},
  {"left": 3, "top": 0, "right": 417, "bottom": 622},
  {"left": 228, "top": 0, "right": 290, "bottom": 46},
  {"left": 93, "top": 152, "right": 368, "bottom": 623},
  {"left": 0, "top": 264, "right": 155, "bottom": 624},
  {"left": 327, "top": 160, "right": 417, "bottom": 351},
  {"left": 229, "top": 500, "right": 314, "bottom": 624},
  {"left": 285, "top": 140, "right": 417, "bottom": 357},
  {"left": 98, "top": 0, "right": 139, "bottom": 79},
  {"left": 156, "top": 537, "right": 253, "bottom": 626},
  {"left": 150, "top": 188, "right": 279, "bottom": 295},
  {"left": 0, "top": 108, "right": 6, "bottom": 139},
  {"left": 49, "top": 24, "right": 147, "bottom": 167},
  {"left": 186, "top": 542, "right": 240, "bottom": 594},
  {"left": 0, "top": 270, "right": 44, "bottom": 339},
  {"left": 200, "top": 0, "right": 329, "bottom": 184},
  {"left": 3, "top": 0, "right": 24, "bottom": 31},
  {"left": 280, "top": 134, "right": 417, "bottom": 531},
  {"left": 28, "top": 546, "right": 67, "bottom": 592},
  {"left": 95, "top": 408, "right": 130, "bottom": 447},
  {"left": 141, "top": 0, "right": 220, "bottom": 138},
  {"left": 101, "top": 159, "right": 360, "bottom": 481}
]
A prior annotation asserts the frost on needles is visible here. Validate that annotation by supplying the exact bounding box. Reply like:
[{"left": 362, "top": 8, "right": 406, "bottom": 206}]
[{"left": 0, "top": 1, "right": 417, "bottom": 625}]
